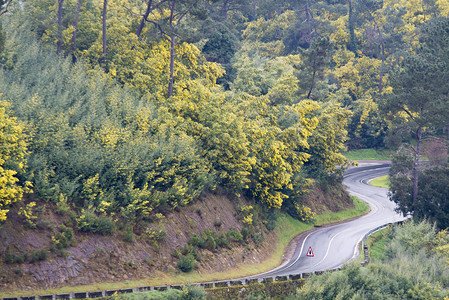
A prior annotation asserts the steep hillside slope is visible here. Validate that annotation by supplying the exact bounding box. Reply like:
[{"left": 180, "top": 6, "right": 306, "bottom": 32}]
[{"left": 0, "top": 185, "right": 353, "bottom": 294}]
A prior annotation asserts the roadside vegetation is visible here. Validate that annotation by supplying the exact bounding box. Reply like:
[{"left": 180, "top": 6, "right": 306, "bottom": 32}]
[
  {"left": 109, "top": 286, "right": 206, "bottom": 300},
  {"left": 343, "top": 149, "right": 392, "bottom": 161},
  {"left": 0, "top": 0, "right": 449, "bottom": 296},
  {"left": 62, "top": 221, "right": 449, "bottom": 300},
  {"left": 369, "top": 175, "right": 390, "bottom": 189},
  {"left": 223, "top": 221, "right": 449, "bottom": 300},
  {"left": 0, "top": 197, "right": 369, "bottom": 298}
]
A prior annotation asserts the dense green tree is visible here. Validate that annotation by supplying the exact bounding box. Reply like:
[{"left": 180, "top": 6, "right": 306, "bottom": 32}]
[
  {"left": 296, "top": 35, "right": 333, "bottom": 99},
  {"left": 414, "top": 167, "right": 449, "bottom": 229},
  {"left": 386, "top": 17, "right": 449, "bottom": 207},
  {"left": 201, "top": 25, "right": 238, "bottom": 89}
]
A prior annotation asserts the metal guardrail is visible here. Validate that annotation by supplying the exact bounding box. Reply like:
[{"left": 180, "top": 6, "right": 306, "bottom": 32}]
[{"left": 359, "top": 220, "right": 405, "bottom": 266}]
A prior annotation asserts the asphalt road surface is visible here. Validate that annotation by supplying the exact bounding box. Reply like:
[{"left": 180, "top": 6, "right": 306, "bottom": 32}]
[{"left": 250, "top": 161, "right": 407, "bottom": 279}]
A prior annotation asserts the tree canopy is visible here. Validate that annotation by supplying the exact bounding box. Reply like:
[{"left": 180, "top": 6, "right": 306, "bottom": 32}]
[{"left": 0, "top": 0, "right": 448, "bottom": 226}]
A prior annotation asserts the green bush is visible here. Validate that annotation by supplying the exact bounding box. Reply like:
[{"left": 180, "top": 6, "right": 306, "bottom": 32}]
[
  {"left": 122, "top": 225, "right": 135, "bottom": 243},
  {"left": 265, "top": 219, "right": 276, "bottom": 231},
  {"left": 178, "top": 254, "right": 197, "bottom": 272},
  {"left": 181, "top": 245, "right": 200, "bottom": 261},
  {"left": 171, "top": 249, "right": 181, "bottom": 259},
  {"left": 145, "top": 229, "right": 167, "bottom": 241},
  {"left": 4, "top": 253, "right": 21, "bottom": 264},
  {"left": 240, "top": 227, "right": 250, "bottom": 240},
  {"left": 52, "top": 224, "right": 75, "bottom": 249},
  {"left": 227, "top": 228, "right": 243, "bottom": 242},
  {"left": 76, "top": 211, "right": 115, "bottom": 235},
  {"left": 252, "top": 232, "right": 264, "bottom": 245},
  {"left": 182, "top": 245, "right": 195, "bottom": 256},
  {"left": 216, "top": 233, "right": 230, "bottom": 248},
  {"left": 201, "top": 229, "right": 218, "bottom": 250},
  {"left": 188, "top": 234, "right": 203, "bottom": 248},
  {"left": 181, "top": 285, "right": 206, "bottom": 300},
  {"left": 29, "top": 249, "right": 48, "bottom": 262},
  {"left": 204, "top": 235, "right": 216, "bottom": 250}
]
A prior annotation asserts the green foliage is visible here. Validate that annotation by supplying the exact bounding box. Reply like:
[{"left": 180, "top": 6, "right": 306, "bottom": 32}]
[
  {"left": 343, "top": 148, "right": 391, "bottom": 161},
  {"left": 264, "top": 210, "right": 279, "bottom": 231},
  {"left": 297, "top": 221, "right": 449, "bottom": 299},
  {"left": 188, "top": 234, "right": 203, "bottom": 248},
  {"left": 76, "top": 210, "right": 115, "bottom": 235},
  {"left": 227, "top": 228, "right": 243, "bottom": 242},
  {"left": 51, "top": 224, "right": 75, "bottom": 249},
  {"left": 4, "top": 252, "right": 26, "bottom": 264},
  {"left": 29, "top": 249, "right": 49, "bottom": 263},
  {"left": 177, "top": 254, "right": 197, "bottom": 273},
  {"left": 391, "top": 162, "right": 449, "bottom": 230},
  {"left": 251, "top": 232, "right": 264, "bottom": 245},
  {"left": 0, "top": 17, "right": 212, "bottom": 220},
  {"left": 207, "top": 280, "right": 305, "bottom": 300},
  {"left": 5, "top": 0, "right": 444, "bottom": 228},
  {"left": 109, "top": 289, "right": 183, "bottom": 300},
  {"left": 55, "top": 193, "right": 70, "bottom": 215},
  {"left": 122, "top": 225, "right": 135, "bottom": 243},
  {"left": 144, "top": 228, "right": 167, "bottom": 242},
  {"left": 181, "top": 244, "right": 199, "bottom": 260},
  {"left": 107, "top": 285, "right": 206, "bottom": 300},
  {"left": 216, "top": 232, "right": 230, "bottom": 248},
  {"left": 171, "top": 249, "right": 181, "bottom": 259},
  {"left": 180, "top": 285, "right": 206, "bottom": 300},
  {"left": 5, "top": 249, "right": 49, "bottom": 264}
]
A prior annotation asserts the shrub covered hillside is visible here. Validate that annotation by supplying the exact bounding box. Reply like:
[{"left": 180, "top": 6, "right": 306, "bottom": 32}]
[
  {"left": 0, "top": 11, "right": 351, "bottom": 229},
  {"left": 1, "top": 0, "right": 448, "bottom": 236}
]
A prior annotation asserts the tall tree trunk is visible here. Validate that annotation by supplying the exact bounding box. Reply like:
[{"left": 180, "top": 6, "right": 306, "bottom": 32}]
[
  {"left": 412, "top": 124, "right": 423, "bottom": 209},
  {"left": 348, "top": 0, "right": 357, "bottom": 54},
  {"left": 136, "top": 0, "right": 153, "bottom": 38},
  {"left": 373, "top": 19, "right": 385, "bottom": 94},
  {"left": 57, "top": 0, "right": 64, "bottom": 54},
  {"left": 102, "top": 0, "right": 107, "bottom": 68},
  {"left": 168, "top": 34, "right": 175, "bottom": 98},
  {"left": 72, "top": 0, "right": 82, "bottom": 62},
  {"left": 221, "top": 0, "right": 229, "bottom": 20},
  {"left": 167, "top": 0, "right": 175, "bottom": 98},
  {"left": 307, "top": 69, "right": 316, "bottom": 99},
  {"left": 378, "top": 43, "right": 385, "bottom": 94}
]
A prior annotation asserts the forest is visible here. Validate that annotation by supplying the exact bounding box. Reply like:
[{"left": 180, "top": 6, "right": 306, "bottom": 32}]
[{"left": 1, "top": 0, "right": 449, "bottom": 294}]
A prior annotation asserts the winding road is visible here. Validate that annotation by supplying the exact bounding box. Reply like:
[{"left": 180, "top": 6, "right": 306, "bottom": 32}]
[
  {"left": 0, "top": 162, "right": 407, "bottom": 299},
  {"left": 248, "top": 161, "right": 407, "bottom": 279}
]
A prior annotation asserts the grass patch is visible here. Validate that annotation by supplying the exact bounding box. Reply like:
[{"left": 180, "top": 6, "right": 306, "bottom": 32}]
[
  {"left": 343, "top": 148, "right": 391, "bottom": 161},
  {"left": 369, "top": 175, "right": 390, "bottom": 188},
  {"left": 367, "top": 228, "right": 390, "bottom": 261},
  {"left": 109, "top": 289, "right": 183, "bottom": 299},
  {"left": 314, "top": 196, "right": 370, "bottom": 226},
  {"left": 0, "top": 198, "right": 371, "bottom": 298}
]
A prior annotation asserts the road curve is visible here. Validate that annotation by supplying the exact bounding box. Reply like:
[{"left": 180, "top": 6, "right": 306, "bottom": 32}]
[{"left": 249, "top": 161, "right": 407, "bottom": 279}]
